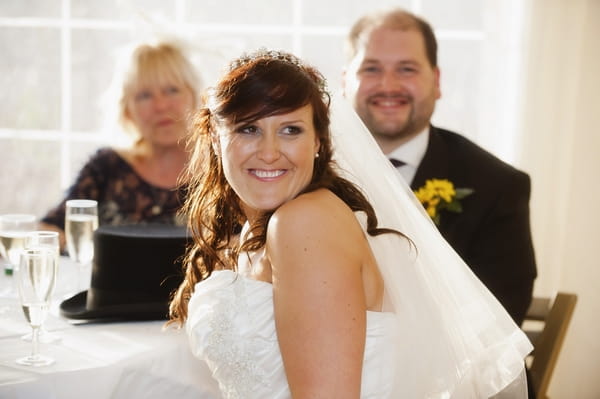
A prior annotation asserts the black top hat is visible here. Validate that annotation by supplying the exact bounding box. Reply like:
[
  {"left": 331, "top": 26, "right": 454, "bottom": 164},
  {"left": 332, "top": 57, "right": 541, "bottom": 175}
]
[{"left": 60, "top": 224, "right": 189, "bottom": 321}]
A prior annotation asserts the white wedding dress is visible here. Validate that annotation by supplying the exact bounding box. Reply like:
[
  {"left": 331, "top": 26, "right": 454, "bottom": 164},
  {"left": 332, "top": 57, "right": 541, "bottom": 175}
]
[{"left": 186, "top": 269, "right": 399, "bottom": 399}]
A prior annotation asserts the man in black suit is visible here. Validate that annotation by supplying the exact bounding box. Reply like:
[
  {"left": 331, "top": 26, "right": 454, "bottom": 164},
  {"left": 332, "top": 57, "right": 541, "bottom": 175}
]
[{"left": 342, "top": 8, "right": 537, "bottom": 327}]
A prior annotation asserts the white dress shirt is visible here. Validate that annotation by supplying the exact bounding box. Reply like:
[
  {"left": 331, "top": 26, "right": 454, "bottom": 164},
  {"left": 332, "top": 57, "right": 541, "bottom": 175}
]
[{"left": 387, "top": 127, "right": 430, "bottom": 185}]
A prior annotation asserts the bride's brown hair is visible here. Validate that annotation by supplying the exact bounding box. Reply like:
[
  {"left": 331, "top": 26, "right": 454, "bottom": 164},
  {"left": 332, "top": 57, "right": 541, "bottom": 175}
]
[{"left": 168, "top": 50, "right": 399, "bottom": 325}]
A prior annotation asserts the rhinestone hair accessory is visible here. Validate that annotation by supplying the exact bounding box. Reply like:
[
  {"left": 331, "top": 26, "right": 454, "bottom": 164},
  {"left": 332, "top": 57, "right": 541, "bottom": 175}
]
[{"left": 228, "top": 48, "right": 329, "bottom": 95}]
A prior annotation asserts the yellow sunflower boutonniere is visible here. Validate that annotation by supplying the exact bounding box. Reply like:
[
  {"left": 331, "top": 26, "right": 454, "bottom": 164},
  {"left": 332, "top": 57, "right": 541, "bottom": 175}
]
[{"left": 414, "top": 179, "right": 474, "bottom": 225}]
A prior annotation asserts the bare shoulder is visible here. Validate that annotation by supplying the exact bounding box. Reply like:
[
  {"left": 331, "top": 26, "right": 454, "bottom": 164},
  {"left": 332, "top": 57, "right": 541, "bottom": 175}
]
[
  {"left": 268, "top": 189, "right": 358, "bottom": 242},
  {"left": 266, "top": 189, "right": 366, "bottom": 276}
]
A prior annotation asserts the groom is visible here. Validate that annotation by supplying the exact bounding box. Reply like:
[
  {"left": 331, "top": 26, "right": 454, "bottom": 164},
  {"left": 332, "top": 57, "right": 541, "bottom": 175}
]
[{"left": 342, "top": 8, "right": 537, "bottom": 326}]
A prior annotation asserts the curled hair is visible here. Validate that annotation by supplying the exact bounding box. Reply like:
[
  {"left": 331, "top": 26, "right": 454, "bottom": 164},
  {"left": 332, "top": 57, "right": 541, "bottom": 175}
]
[{"left": 169, "top": 49, "right": 400, "bottom": 325}]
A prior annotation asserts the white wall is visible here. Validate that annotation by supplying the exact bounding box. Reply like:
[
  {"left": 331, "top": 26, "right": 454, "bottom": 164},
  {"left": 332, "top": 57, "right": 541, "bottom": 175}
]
[{"left": 519, "top": 1, "right": 600, "bottom": 397}]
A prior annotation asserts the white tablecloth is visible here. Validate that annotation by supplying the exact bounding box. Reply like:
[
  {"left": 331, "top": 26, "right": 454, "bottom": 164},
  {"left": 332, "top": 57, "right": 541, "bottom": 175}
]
[{"left": 0, "top": 258, "right": 221, "bottom": 399}]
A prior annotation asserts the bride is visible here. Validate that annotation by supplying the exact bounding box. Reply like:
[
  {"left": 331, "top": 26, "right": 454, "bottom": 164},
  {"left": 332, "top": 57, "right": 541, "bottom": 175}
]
[{"left": 168, "top": 49, "right": 532, "bottom": 398}]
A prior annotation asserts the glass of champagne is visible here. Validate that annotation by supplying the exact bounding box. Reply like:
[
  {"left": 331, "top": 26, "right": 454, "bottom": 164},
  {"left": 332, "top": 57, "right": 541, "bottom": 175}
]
[
  {"left": 0, "top": 214, "right": 36, "bottom": 276},
  {"left": 16, "top": 247, "right": 57, "bottom": 367},
  {"left": 65, "top": 200, "right": 98, "bottom": 291},
  {"left": 22, "top": 231, "right": 61, "bottom": 343}
]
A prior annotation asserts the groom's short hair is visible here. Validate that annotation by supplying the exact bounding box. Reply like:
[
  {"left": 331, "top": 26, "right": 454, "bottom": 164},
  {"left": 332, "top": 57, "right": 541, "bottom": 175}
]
[{"left": 344, "top": 8, "right": 438, "bottom": 68}]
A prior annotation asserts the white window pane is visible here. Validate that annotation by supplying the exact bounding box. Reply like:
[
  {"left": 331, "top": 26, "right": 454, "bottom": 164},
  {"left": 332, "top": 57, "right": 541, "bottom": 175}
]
[
  {"left": 302, "top": 0, "right": 411, "bottom": 26},
  {"left": 421, "top": 0, "right": 483, "bottom": 30},
  {"left": 432, "top": 40, "right": 482, "bottom": 139},
  {"left": 195, "top": 32, "right": 294, "bottom": 60},
  {"left": 0, "top": 0, "right": 61, "bottom": 18},
  {"left": 185, "top": 0, "right": 292, "bottom": 24},
  {"left": 71, "top": 0, "right": 175, "bottom": 20},
  {"left": 302, "top": 35, "right": 345, "bottom": 94},
  {"left": 0, "top": 139, "right": 62, "bottom": 216},
  {"left": 71, "top": 29, "right": 130, "bottom": 132},
  {"left": 237, "top": 34, "right": 294, "bottom": 53},
  {"left": 0, "top": 27, "right": 61, "bottom": 130}
]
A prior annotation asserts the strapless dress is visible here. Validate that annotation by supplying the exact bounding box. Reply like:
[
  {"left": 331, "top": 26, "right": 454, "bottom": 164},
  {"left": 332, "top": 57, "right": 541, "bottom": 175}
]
[{"left": 186, "top": 270, "right": 399, "bottom": 399}]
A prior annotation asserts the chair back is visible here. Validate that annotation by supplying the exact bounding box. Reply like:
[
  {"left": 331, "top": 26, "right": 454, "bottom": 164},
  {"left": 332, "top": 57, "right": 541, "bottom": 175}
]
[{"left": 524, "top": 292, "right": 577, "bottom": 399}]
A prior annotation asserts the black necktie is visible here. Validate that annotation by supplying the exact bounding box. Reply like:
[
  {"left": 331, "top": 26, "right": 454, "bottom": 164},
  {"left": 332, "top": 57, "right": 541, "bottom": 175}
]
[{"left": 389, "top": 158, "right": 406, "bottom": 168}]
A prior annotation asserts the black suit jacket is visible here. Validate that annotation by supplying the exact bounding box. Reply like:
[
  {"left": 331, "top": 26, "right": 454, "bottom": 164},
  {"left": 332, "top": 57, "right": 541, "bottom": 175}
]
[{"left": 410, "top": 126, "right": 537, "bottom": 325}]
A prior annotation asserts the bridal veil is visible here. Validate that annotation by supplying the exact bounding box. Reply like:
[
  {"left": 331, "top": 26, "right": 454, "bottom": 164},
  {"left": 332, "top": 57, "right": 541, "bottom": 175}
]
[{"left": 329, "top": 94, "right": 533, "bottom": 398}]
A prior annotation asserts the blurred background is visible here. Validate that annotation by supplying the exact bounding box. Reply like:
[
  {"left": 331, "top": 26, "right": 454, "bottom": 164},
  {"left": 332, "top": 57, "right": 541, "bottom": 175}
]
[{"left": 0, "top": 1, "right": 598, "bottom": 397}]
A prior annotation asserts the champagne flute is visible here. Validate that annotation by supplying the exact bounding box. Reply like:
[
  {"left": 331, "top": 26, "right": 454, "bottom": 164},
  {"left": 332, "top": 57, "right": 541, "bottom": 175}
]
[
  {"left": 16, "top": 247, "right": 57, "bottom": 367},
  {"left": 0, "top": 214, "right": 36, "bottom": 275},
  {"left": 65, "top": 200, "right": 98, "bottom": 291},
  {"left": 22, "top": 231, "right": 61, "bottom": 343}
]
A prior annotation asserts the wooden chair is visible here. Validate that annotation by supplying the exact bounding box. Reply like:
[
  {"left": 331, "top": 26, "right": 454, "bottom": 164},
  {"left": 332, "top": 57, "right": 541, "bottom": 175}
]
[{"left": 523, "top": 292, "right": 578, "bottom": 399}]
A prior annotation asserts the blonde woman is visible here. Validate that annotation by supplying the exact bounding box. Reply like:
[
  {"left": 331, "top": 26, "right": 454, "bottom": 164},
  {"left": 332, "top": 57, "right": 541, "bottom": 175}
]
[{"left": 41, "top": 40, "right": 201, "bottom": 246}]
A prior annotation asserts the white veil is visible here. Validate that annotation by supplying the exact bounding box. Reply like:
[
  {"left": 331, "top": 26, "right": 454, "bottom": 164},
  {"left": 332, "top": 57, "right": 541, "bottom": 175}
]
[{"left": 329, "top": 94, "right": 533, "bottom": 398}]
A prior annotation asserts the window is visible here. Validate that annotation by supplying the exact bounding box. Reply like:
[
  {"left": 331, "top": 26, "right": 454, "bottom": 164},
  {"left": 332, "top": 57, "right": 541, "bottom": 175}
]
[{"left": 0, "top": 0, "right": 520, "bottom": 217}]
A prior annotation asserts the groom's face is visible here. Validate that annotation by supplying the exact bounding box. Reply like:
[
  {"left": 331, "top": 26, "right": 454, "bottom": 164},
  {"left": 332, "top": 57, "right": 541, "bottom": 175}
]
[{"left": 343, "top": 27, "right": 441, "bottom": 152}]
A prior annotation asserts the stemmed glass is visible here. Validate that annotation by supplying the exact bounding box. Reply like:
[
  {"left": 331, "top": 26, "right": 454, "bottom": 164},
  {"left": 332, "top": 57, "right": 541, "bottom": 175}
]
[
  {"left": 0, "top": 214, "right": 36, "bottom": 275},
  {"left": 65, "top": 200, "right": 98, "bottom": 291},
  {"left": 16, "top": 247, "right": 57, "bottom": 367},
  {"left": 21, "top": 231, "right": 62, "bottom": 344}
]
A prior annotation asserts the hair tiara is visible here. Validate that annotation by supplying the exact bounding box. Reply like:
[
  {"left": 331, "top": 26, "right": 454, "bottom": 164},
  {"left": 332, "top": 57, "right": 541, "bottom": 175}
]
[{"left": 228, "top": 48, "right": 329, "bottom": 95}]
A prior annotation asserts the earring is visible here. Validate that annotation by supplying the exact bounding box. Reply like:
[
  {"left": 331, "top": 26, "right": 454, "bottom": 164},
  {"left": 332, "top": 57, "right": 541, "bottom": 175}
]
[{"left": 315, "top": 152, "right": 320, "bottom": 158}]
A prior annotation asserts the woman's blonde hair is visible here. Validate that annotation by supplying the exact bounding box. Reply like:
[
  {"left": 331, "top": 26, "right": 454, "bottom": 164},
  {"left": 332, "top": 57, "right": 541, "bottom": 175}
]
[{"left": 108, "top": 40, "right": 202, "bottom": 142}]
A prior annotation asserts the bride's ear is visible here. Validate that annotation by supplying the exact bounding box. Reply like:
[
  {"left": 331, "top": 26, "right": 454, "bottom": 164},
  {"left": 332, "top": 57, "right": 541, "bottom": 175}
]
[{"left": 314, "top": 137, "right": 321, "bottom": 157}]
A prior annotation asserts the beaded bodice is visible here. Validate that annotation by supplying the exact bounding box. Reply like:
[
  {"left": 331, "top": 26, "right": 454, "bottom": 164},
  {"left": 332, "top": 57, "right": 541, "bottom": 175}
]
[{"left": 186, "top": 270, "right": 399, "bottom": 399}]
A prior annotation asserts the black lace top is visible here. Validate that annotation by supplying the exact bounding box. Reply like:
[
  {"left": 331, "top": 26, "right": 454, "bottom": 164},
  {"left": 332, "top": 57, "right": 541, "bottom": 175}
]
[{"left": 42, "top": 147, "right": 186, "bottom": 229}]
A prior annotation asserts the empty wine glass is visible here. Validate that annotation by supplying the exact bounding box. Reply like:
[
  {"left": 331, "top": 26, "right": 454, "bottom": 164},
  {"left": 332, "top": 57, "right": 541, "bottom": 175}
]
[
  {"left": 21, "top": 231, "right": 61, "bottom": 344},
  {"left": 0, "top": 214, "right": 36, "bottom": 275},
  {"left": 16, "top": 247, "right": 57, "bottom": 367},
  {"left": 65, "top": 200, "right": 98, "bottom": 290}
]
